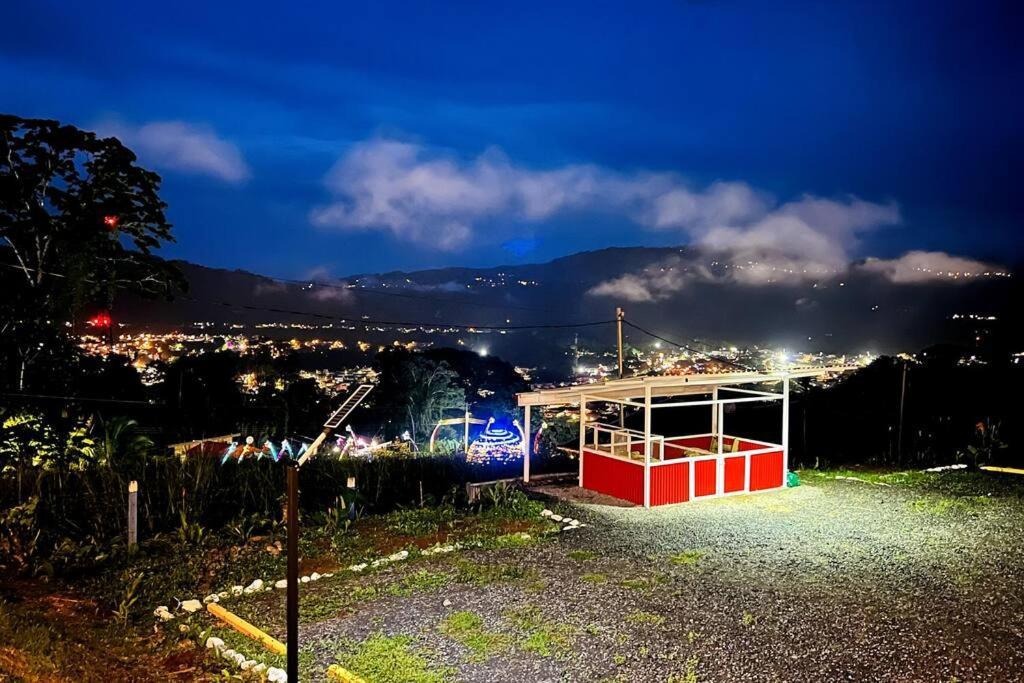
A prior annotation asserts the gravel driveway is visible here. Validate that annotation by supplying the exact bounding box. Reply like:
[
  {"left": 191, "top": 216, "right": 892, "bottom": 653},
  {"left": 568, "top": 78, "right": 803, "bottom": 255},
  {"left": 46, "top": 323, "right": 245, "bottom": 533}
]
[{"left": 300, "top": 475, "right": 1024, "bottom": 682}]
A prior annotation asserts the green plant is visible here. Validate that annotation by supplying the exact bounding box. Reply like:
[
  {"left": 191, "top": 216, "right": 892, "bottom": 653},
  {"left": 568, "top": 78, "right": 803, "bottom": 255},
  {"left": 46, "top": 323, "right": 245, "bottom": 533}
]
[
  {"left": 438, "top": 611, "right": 512, "bottom": 661},
  {"left": 669, "top": 550, "right": 704, "bottom": 566},
  {"left": 0, "top": 496, "right": 41, "bottom": 571},
  {"left": 962, "top": 420, "right": 1007, "bottom": 468},
  {"left": 177, "top": 509, "right": 206, "bottom": 545},
  {"left": 227, "top": 512, "right": 265, "bottom": 545},
  {"left": 112, "top": 570, "right": 144, "bottom": 628},
  {"left": 336, "top": 633, "right": 453, "bottom": 683},
  {"left": 624, "top": 610, "right": 665, "bottom": 626}
]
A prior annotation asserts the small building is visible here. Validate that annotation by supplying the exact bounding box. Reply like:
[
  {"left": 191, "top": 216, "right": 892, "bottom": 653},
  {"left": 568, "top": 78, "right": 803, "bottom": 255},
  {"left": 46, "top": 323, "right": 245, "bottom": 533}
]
[{"left": 517, "top": 367, "right": 854, "bottom": 507}]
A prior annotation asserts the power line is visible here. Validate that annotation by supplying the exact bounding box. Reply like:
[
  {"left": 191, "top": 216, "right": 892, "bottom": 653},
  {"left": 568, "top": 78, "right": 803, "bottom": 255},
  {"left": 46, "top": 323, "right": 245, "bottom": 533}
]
[{"left": 623, "top": 320, "right": 753, "bottom": 371}]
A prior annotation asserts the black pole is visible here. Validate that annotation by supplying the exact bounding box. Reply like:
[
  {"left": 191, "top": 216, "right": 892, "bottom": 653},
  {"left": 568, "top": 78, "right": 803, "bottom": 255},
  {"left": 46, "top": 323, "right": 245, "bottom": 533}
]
[{"left": 286, "top": 462, "right": 299, "bottom": 681}]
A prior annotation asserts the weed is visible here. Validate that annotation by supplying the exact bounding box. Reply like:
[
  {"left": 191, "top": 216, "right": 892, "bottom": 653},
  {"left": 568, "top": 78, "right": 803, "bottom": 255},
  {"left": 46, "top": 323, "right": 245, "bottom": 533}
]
[
  {"left": 438, "top": 611, "right": 512, "bottom": 661},
  {"left": 112, "top": 570, "right": 143, "bottom": 627},
  {"left": 337, "top": 633, "right": 452, "bottom": 683},
  {"left": 581, "top": 573, "right": 608, "bottom": 584},
  {"left": 504, "top": 605, "right": 576, "bottom": 658},
  {"left": 613, "top": 654, "right": 627, "bottom": 665},
  {"left": 910, "top": 496, "right": 992, "bottom": 515},
  {"left": 741, "top": 611, "right": 756, "bottom": 627},
  {"left": 624, "top": 610, "right": 665, "bottom": 626},
  {"left": 176, "top": 509, "right": 206, "bottom": 545},
  {"left": 669, "top": 551, "right": 704, "bottom": 566},
  {"left": 568, "top": 550, "right": 597, "bottom": 561},
  {"left": 667, "top": 656, "right": 700, "bottom": 683},
  {"left": 453, "top": 559, "right": 534, "bottom": 585},
  {"left": 386, "top": 505, "right": 457, "bottom": 536}
]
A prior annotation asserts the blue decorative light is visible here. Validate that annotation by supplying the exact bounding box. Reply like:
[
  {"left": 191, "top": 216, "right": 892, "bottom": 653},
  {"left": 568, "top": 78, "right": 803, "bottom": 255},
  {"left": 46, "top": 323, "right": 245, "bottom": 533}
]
[{"left": 467, "top": 418, "right": 523, "bottom": 465}]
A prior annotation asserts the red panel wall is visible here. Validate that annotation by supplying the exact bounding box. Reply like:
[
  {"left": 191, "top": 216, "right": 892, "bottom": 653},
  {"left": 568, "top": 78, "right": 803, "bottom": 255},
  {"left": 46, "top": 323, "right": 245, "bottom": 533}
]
[
  {"left": 650, "top": 462, "right": 689, "bottom": 505},
  {"left": 749, "top": 450, "right": 784, "bottom": 490},
  {"left": 582, "top": 450, "right": 644, "bottom": 505},
  {"left": 693, "top": 459, "right": 717, "bottom": 497},
  {"left": 723, "top": 456, "right": 746, "bottom": 493}
]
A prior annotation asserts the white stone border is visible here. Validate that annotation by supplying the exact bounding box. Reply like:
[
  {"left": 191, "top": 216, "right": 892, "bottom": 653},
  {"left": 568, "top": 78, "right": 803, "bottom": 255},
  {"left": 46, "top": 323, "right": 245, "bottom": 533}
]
[{"left": 155, "top": 515, "right": 580, "bottom": 680}]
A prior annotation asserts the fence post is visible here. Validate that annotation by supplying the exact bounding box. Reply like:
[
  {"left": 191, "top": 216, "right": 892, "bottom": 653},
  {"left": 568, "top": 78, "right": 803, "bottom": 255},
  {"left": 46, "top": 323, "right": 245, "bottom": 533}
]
[
  {"left": 286, "top": 462, "right": 299, "bottom": 682},
  {"left": 127, "top": 480, "right": 138, "bottom": 550}
]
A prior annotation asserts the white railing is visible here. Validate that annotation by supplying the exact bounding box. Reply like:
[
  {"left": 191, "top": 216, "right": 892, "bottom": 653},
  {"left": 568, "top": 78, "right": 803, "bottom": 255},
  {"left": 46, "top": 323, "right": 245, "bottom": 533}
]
[{"left": 583, "top": 422, "right": 665, "bottom": 461}]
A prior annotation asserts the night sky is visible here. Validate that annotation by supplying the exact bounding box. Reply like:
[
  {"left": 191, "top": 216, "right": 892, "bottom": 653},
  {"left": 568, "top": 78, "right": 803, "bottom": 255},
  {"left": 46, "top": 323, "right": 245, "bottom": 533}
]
[{"left": 3, "top": 1, "right": 1021, "bottom": 279}]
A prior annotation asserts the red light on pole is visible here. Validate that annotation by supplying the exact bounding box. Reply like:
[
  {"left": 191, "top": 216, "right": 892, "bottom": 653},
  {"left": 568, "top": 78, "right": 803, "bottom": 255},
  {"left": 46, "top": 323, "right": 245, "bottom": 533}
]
[
  {"left": 88, "top": 311, "right": 112, "bottom": 328},
  {"left": 103, "top": 215, "right": 120, "bottom": 230}
]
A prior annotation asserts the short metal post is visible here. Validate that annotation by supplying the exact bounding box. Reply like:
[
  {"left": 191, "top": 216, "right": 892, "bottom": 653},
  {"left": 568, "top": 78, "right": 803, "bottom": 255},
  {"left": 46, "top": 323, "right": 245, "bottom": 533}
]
[
  {"left": 286, "top": 462, "right": 299, "bottom": 681},
  {"left": 127, "top": 481, "right": 138, "bottom": 550}
]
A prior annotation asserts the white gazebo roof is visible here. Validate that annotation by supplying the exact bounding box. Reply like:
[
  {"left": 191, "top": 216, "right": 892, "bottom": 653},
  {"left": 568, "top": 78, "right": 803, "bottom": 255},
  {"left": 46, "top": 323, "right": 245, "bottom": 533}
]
[{"left": 517, "top": 365, "right": 858, "bottom": 407}]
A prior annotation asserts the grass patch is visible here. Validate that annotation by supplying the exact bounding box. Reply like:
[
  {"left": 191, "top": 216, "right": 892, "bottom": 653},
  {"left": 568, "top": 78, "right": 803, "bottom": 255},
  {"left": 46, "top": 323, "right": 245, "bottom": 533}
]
[
  {"left": 453, "top": 559, "right": 536, "bottom": 586},
  {"left": 800, "top": 468, "right": 1024, "bottom": 500},
  {"left": 910, "top": 496, "right": 993, "bottom": 515},
  {"left": 491, "top": 532, "right": 537, "bottom": 549},
  {"left": 624, "top": 610, "right": 665, "bottom": 626},
  {"left": 581, "top": 573, "right": 608, "bottom": 584},
  {"left": 568, "top": 550, "right": 597, "bottom": 561},
  {"left": 438, "top": 611, "right": 512, "bottom": 662},
  {"left": 336, "top": 633, "right": 452, "bottom": 683},
  {"left": 385, "top": 506, "right": 458, "bottom": 536},
  {"left": 617, "top": 576, "right": 662, "bottom": 592},
  {"left": 504, "top": 605, "right": 576, "bottom": 658},
  {"left": 669, "top": 551, "right": 704, "bottom": 566},
  {"left": 667, "top": 656, "right": 700, "bottom": 683},
  {"left": 298, "top": 569, "right": 451, "bottom": 623}
]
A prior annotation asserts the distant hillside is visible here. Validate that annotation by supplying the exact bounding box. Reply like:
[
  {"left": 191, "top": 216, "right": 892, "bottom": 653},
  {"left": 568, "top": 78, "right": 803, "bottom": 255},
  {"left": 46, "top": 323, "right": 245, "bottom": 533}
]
[{"left": 115, "top": 246, "right": 1021, "bottom": 363}]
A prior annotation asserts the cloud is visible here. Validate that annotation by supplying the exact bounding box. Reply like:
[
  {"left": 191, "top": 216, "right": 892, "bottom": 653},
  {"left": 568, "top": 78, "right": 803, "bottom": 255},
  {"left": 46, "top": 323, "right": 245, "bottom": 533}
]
[
  {"left": 696, "top": 196, "right": 900, "bottom": 285},
  {"left": 857, "top": 251, "right": 1003, "bottom": 284},
  {"left": 310, "top": 138, "right": 781, "bottom": 249},
  {"left": 587, "top": 259, "right": 693, "bottom": 302},
  {"left": 587, "top": 194, "right": 901, "bottom": 298},
  {"left": 98, "top": 119, "right": 250, "bottom": 183}
]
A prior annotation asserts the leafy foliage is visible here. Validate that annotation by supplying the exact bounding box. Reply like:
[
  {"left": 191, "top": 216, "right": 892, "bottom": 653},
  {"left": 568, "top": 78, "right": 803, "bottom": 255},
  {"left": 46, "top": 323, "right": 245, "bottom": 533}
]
[{"left": 0, "top": 114, "right": 183, "bottom": 391}]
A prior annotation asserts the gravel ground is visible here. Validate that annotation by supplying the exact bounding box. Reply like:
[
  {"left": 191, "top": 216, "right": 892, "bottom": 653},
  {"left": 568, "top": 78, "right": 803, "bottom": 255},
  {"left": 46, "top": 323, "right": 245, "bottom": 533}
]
[{"left": 296, "top": 475, "right": 1024, "bottom": 682}]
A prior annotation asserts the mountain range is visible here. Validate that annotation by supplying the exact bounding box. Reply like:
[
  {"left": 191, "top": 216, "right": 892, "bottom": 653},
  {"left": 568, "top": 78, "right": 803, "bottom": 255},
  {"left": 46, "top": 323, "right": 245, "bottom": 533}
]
[{"left": 117, "top": 246, "right": 1020, "bottom": 366}]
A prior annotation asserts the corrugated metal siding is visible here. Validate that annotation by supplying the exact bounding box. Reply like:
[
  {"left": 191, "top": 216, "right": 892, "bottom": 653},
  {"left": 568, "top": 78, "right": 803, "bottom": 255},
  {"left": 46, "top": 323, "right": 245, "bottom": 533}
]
[
  {"left": 724, "top": 456, "right": 746, "bottom": 493},
  {"left": 693, "top": 460, "right": 717, "bottom": 497},
  {"left": 650, "top": 462, "right": 689, "bottom": 505},
  {"left": 582, "top": 450, "right": 644, "bottom": 505},
  {"left": 749, "top": 450, "right": 784, "bottom": 490}
]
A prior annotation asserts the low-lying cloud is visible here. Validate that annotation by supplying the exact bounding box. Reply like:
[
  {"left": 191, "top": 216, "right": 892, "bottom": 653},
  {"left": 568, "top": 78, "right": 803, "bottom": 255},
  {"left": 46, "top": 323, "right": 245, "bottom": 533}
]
[
  {"left": 98, "top": 119, "right": 250, "bottom": 183},
  {"left": 857, "top": 251, "right": 1004, "bottom": 284}
]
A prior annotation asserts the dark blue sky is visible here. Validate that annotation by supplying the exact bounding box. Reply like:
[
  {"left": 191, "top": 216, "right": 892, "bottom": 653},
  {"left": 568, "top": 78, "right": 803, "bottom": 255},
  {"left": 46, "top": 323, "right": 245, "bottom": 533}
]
[{"left": 3, "top": 0, "right": 1021, "bottom": 278}]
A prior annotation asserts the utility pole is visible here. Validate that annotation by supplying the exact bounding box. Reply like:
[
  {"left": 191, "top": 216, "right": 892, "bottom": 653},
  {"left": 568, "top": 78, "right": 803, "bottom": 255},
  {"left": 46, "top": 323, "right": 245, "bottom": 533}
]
[
  {"left": 616, "top": 308, "right": 625, "bottom": 427},
  {"left": 896, "top": 361, "right": 907, "bottom": 465},
  {"left": 285, "top": 461, "right": 299, "bottom": 682},
  {"left": 616, "top": 307, "right": 625, "bottom": 379}
]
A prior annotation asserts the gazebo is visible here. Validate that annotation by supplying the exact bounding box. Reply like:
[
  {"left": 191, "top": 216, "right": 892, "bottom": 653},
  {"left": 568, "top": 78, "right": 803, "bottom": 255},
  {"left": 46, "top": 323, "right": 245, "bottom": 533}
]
[{"left": 517, "top": 367, "right": 855, "bottom": 507}]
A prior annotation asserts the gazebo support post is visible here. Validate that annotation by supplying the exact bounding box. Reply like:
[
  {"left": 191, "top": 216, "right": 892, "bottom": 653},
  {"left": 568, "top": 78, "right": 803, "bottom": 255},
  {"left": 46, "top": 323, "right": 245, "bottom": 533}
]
[
  {"left": 578, "top": 395, "right": 587, "bottom": 487},
  {"left": 711, "top": 386, "right": 718, "bottom": 436},
  {"left": 782, "top": 375, "right": 791, "bottom": 479},
  {"left": 716, "top": 391, "right": 725, "bottom": 495},
  {"left": 522, "top": 405, "right": 531, "bottom": 483},
  {"left": 643, "top": 385, "right": 652, "bottom": 508}
]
